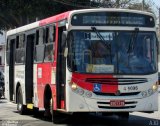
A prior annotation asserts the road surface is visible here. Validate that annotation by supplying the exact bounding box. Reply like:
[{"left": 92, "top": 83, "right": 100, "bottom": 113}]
[{"left": 0, "top": 92, "right": 159, "bottom": 126}]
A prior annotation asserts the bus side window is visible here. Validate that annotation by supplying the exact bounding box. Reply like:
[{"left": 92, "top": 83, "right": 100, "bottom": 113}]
[
  {"left": 15, "top": 34, "right": 25, "bottom": 64},
  {"left": 39, "top": 28, "right": 44, "bottom": 45},
  {"left": 34, "top": 28, "right": 45, "bottom": 63},
  {"left": 44, "top": 25, "right": 55, "bottom": 62}
]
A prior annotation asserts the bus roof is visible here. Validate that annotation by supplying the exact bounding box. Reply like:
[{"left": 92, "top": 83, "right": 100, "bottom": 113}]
[
  {"left": 7, "top": 11, "right": 71, "bottom": 36},
  {"left": 7, "top": 8, "right": 155, "bottom": 36}
]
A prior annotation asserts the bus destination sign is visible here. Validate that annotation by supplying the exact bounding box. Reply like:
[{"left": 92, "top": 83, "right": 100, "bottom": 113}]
[{"left": 71, "top": 12, "right": 155, "bottom": 27}]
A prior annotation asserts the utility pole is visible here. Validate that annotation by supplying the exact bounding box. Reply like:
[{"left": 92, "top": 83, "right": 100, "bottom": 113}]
[
  {"left": 142, "top": 0, "right": 145, "bottom": 11},
  {"left": 116, "top": 0, "right": 120, "bottom": 8},
  {"left": 159, "top": 8, "right": 160, "bottom": 37}
]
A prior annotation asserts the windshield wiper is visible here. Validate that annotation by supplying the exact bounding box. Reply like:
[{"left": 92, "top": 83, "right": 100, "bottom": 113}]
[
  {"left": 91, "top": 26, "right": 112, "bottom": 63},
  {"left": 127, "top": 28, "right": 139, "bottom": 53}
]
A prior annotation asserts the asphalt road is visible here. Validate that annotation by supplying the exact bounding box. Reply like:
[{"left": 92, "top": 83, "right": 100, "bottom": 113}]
[{"left": 0, "top": 92, "right": 159, "bottom": 126}]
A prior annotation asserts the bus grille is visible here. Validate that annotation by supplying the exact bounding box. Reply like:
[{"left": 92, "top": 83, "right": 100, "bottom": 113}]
[
  {"left": 94, "top": 92, "right": 141, "bottom": 96},
  {"left": 97, "top": 101, "right": 137, "bottom": 109},
  {"left": 85, "top": 78, "right": 147, "bottom": 85}
]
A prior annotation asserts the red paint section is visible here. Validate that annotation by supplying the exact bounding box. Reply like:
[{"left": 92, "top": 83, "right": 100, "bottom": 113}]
[
  {"left": 61, "top": 100, "right": 65, "bottom": 109},
  {"left": 37, "top": 63, "right": 53, "bottom": 108},
  {"left": 101, "top": 85, "right": 118, "bottom": 93},
  {"left": 37, "top": 63, "right": 52, "bottom": 84},
  {"left": 72, "top": 73, "right": 118, "bottom": 94},
  {"left": 39, "top": 11, "right": 70, "bottom": 26},
  {"left": 37, "top": 84, "right": 45, "bottom": 108},
  {"left": 54, "top": 23, "right": 59, "bottom": 61},
  {"left": 50, "top": 85, "right": 57, "bottom": 110}
]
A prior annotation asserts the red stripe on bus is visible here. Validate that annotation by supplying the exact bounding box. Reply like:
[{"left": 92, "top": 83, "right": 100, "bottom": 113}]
[
  {"left": 39, "top": 11, "right": 70, "bottom": 26},
  {"left": 101, "top": 84, "right": 118, "bottom": 93},
  {"left": 72, "top": 73, "right": 118, "bottom": 93}
]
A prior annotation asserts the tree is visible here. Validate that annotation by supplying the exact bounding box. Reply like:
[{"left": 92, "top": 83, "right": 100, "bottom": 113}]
[
  {"left": 90, "top": 0, "right": 134, "bottom": 8},
  {"left": 128, "top": 2, "right": 152, "bottom": 12},
  {"left": 0, "top": 0, "right": 91, "bottom": 30},
  {"left": 0, "top": 0, "right": 154, "bottom": 31}
]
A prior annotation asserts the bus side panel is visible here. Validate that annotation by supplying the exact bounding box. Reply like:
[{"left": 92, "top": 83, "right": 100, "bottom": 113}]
[
  {"left": 5, "top": 66, "right": 9, "bottom": 100},
  {"left": 14, "top": 65, "right": 25, "bottom": 104},
  {"left": 50, "top": 65, "right": 57, "bottom": 110},
  {"left": 50, "top": 84, "right": 57, "bottom": 110},
  {"left": 33, "top": 64, "right": 38, "bottom": 107},
  {"left": 37, "top": 63, "right": 52, "bottom": 108}
]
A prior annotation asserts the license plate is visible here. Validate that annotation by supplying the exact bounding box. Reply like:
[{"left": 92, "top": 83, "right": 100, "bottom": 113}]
[{"left": 110, "top": 100, "right": 125, "bottom": 107}]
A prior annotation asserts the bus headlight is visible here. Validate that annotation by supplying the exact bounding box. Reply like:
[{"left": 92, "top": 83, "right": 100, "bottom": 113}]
[
  {"left": 70, "top": 82, "right": 78, "bottom": 91},
  {"left": 141, "top": 83, "right": 158, "bottom": 98},
  {"left": 69, "top": 81, "right": 92, "bottom": 98},
  {"left": 152, "top": 83, "right": 158, "bottom": 91}
]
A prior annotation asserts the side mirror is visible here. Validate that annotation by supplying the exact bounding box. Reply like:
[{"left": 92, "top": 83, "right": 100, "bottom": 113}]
[{"left": 64, "top": 47, "right": 68, "bottom": 57}]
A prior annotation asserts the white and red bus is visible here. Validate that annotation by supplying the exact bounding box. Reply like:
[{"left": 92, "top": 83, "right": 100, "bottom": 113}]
[{"left": 5, "top": 9, "right": 159, "bottom": 122}]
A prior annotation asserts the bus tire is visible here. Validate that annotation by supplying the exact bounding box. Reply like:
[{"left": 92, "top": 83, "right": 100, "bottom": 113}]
[
  {"left": 33, "top": 107, "right": 39, "bottom": 116},
  {"left": 17, "top": 87, "right": 26, "bottom": 115}
]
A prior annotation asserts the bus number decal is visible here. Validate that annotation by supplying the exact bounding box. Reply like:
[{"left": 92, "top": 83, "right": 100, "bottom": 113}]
[{"left": 127, "top": 86, "right": 138, "bottom": 91}]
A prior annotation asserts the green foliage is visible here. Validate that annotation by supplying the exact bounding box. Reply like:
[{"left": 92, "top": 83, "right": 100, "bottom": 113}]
[
  {"left": 0, "top": 0, "right": 154, "bottom": 30},
  {"left": 0, "top": 0, "right": 90, "bottom": 30}
]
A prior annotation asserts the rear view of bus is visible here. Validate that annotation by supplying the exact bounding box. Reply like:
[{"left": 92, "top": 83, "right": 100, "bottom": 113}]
[{"left": 65, "top": 9, "right": 159, "bottom": 119}]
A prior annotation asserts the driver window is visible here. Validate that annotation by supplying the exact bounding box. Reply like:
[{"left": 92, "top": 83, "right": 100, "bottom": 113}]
[{"left": 91, "top": 41, "right": 110, "bottom": 64}]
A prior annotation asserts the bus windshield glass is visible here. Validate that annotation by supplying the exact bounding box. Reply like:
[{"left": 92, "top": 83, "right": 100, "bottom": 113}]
[{"left": 67, "top": 31, "right": 157, "bottom": 74}]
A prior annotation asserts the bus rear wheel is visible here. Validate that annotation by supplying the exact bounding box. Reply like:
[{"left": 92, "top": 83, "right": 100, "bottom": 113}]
[{"left": 17, "top": 87, "right": 26, "bottom": 115}]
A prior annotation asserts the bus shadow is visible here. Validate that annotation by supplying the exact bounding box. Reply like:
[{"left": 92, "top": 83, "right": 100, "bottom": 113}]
[
  {"left": 32, "top": 111, "right": 160, "bottom": 126},
  {"left": 128, "top": 115, "right": 160, "bottom": 126}
]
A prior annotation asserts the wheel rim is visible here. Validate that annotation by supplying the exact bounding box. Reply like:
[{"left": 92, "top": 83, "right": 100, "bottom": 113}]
[
  {"left": 18, "top": 103, "right": 22, "bottom": 110},
  {"left": 17, "top": 89, "right": 22, "bottom": 111}
]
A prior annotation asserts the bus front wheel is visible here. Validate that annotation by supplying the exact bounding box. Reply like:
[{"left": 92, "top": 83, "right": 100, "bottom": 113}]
[{"left": 17, "top": 87, "right": 26, "bottom": 115}]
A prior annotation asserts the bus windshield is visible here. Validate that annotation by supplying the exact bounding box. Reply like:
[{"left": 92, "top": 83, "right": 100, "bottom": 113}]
[{"left": 67, "top": 30, "right": 157, "bottom": 74}]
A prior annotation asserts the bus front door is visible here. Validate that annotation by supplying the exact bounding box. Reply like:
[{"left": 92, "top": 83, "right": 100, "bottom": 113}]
[
  {"left": 56, "top": 26, "right": 66, "bottom": 109},
  {"left": 9, "top": 38, "right": 16, "bottom": 101},
  {"left": 25, "top": 34, "right": 35, "bottom": 104}
]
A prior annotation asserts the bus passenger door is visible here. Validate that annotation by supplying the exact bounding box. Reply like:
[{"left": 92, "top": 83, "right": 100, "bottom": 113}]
[
  {"left": 25, "top": 34, "right": 35, "bottom": 104},
  {"left": 9, "top": 38, "right": 16, "bottom": 101},
  {"left": 56, "top": 26, "right": 66, "bottom": 109}
]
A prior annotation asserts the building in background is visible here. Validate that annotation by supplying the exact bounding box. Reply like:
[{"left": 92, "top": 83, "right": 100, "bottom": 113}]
[{"left": 0, "top": 31, "right": 6, "bottom": 72}]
